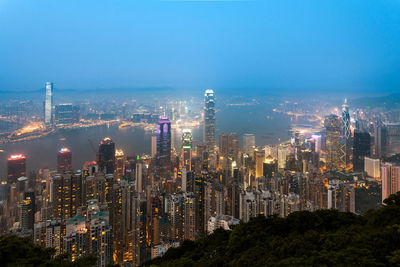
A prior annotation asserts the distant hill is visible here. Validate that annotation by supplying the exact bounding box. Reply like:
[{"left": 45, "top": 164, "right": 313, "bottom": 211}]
[
  {"left": 145, "top": 192, "right": 400, "bottom": 267},
  {"left": 351, "top": 93, "right": 400, "bottom": 109}
]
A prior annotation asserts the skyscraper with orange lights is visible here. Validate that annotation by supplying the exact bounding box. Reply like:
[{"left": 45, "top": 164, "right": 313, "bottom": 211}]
[
  {"left": 57, "top": 147, "right": 72, "bottom": 173},
  {"left": 7, "top": 154, "right": 26, "bottom": 184}
]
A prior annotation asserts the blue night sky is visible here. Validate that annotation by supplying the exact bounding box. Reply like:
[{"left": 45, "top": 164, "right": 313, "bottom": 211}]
[{"left": 0, "top": 0, "right": 400, "bottom": 94}]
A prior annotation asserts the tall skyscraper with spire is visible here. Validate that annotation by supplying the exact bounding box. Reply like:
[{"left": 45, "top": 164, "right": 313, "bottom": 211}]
[
  {"left": 45, "top": 82, "right": 53, "bottom": 125},
  {"left": 203, "top": 89, "right": 215, "bottom": 166},
  {"left": 340, "top": 98, "right": 352, "bottom": 170}
]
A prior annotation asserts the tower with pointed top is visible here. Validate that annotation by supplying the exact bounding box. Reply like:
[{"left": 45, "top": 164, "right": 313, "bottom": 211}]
[
  {"left": 340, "top": 98, "right": 352, "bottom": 170},
  {"left": 203, "top": 89, "right": 215, "bottom": 168}
]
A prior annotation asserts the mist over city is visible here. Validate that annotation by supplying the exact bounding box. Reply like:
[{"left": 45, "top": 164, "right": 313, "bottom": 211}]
[{"left": 1, "top": 1, "right": 400, "bottom": 266}]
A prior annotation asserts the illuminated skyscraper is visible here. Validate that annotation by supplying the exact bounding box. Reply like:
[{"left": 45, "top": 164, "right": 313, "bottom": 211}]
[
  {"left": 203, "top": 89, "right": 215, "bottom": 162},
  {"left": 243, "top": 134, "right": 256, "bottom": 156},
  {"left": 7, "top": 154, "right": 26, "bottom": 184},
  {"left": 182, "top": 129, "right": 192, "bottom": 170},
  {"left": 98, "top": 137, "right": 116, "bottom": 174},
  {"left": 183, "top": 192, "right": 196, "bottom": 241},
  {"left": 263, "top": 156, "right": 277, "bottom": 178},
  {"left": 254, "top": 149, "right": 265, "bottom": 179},
  {"left": 19, "top": 191, "right": 35, "bottom": 231},
  {"left": 132, "top": 194, "right": 148, "bottom": 266},
  {"left": 115, "top": 149, "right": 125, "bottom": 182},
  {"left": 157, "top": 117, "right": 171, "bottom": 178},
  {"left": 51, "top": 172, "right": 82, "bottom": 219},
  {"left": 57, "top": 147, "right": 72, "bottom": 173},
  {"left": 340, "top": 99, "right": 352, "bottom": 169},
  {"left": 33, "top": 218, "right": 65, "bottom": 256},
  {"left": 45, "top": 82, "right": 53, "bottom": 125},
  {"left": 64, "top": 201, "right": 113, "bottom": 266},
  {"left": 325, "top": 115, "right": 341, "bottom": 171}
]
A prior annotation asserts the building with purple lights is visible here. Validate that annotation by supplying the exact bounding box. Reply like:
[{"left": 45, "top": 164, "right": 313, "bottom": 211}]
[{"left": 157, "top": 117, "right": 171, "bottom": 178}]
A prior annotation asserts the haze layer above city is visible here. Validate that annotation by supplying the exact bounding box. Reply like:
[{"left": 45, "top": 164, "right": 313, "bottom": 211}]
[{"left": 1, "top": 0, "right": 400, "bottom": 95}]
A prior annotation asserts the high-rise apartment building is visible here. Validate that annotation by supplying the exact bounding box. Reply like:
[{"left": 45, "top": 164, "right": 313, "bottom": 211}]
[
  {"left": 51, "top": 172, "right": 82, "bottom": 219},
  {"left": 34, "top": 218, "right": 65, "bottom": 256},
  {"left": 364, "top": 157, "right": 380, "bottom": 178},
  {"left": 183, "top": 192, "right": 196, "bottom": 241},
  {"left": 132, "top": 194, "right": 148, "bottom": 266},
  {"left": 64, "top": 200, "right": 113, "bottom": 266},
  {"left": 382, "top": 162, "right": 400, "bottom": 202}
]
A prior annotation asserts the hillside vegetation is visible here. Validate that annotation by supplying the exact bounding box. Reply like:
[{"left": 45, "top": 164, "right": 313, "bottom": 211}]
[{"left": 146, "top": 192, "right": 400, "bottom": 267}]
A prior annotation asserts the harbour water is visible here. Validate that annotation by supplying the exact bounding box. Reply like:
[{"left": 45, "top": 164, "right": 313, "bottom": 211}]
[{"left": 0, "top": 104, "right": 291, "bottom": 177}]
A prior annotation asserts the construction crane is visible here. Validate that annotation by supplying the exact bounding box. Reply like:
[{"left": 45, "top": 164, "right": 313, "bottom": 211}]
[{"left": 88, "top": 139, "right": 98, "bottom": 159}]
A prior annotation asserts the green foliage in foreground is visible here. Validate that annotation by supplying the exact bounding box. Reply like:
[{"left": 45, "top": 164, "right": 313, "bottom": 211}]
[
  {"left": 145, "top": 192, "right": 400, "bottom": 267},
  {"left": 0, "top": 234, "right": 97, "bottom": 267}
]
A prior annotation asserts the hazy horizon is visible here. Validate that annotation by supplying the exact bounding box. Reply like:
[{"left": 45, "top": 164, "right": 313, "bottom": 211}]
[{"left": 1, "top": 0, "right": 400, "bottom": 94}]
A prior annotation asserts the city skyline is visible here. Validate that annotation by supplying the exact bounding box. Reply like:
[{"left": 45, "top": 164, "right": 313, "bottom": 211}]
[
  {"left": 0, "top": 85, "right": 399, "bottom": 266},
  {"left": 2, "top": 1, "right": 400, "bottom": 266}
]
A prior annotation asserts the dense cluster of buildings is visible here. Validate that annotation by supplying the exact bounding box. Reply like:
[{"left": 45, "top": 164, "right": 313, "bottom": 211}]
[{"left": 1, "top": 88, "right": 400, "bottom": 266}]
